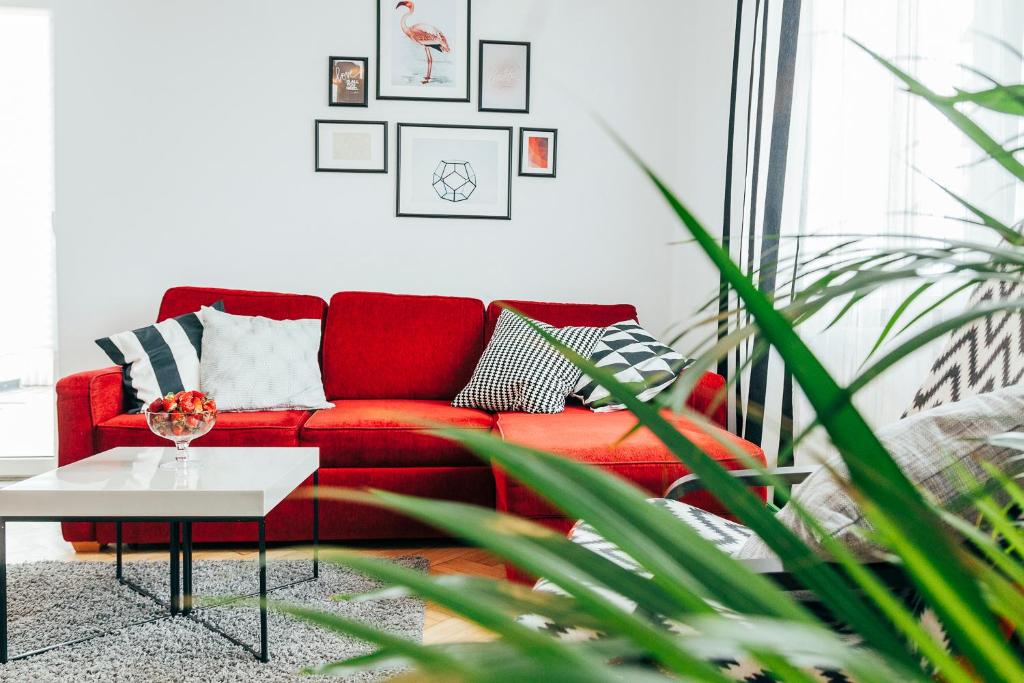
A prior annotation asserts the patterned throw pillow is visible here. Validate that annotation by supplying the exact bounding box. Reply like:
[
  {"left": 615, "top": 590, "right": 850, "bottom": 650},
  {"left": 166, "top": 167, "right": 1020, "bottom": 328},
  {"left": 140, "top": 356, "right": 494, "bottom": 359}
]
[
  {"left": 452, "top": 310, "right": 604, "bottom": 413},
  {"left": 198, "top": 306, "right": 333, "bottom": 411},
  {"left": 904, "top": 280, "right": 1024, "bottom": 416},
  {"left": 572, "top": 320, "right": 694, "bottom": 412},
  {"left": 95, "top": 301, "right": 224, "bottom": 413}
]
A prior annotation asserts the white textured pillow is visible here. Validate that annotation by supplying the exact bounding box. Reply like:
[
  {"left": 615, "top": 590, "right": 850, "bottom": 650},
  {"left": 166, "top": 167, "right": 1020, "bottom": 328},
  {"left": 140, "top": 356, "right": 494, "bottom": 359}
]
[
  {"left": 735, "top": 384, "right": 1024, "bottom": 561},
  {"left": 199, "top": 306, "right": 333, "bottom": 411}
]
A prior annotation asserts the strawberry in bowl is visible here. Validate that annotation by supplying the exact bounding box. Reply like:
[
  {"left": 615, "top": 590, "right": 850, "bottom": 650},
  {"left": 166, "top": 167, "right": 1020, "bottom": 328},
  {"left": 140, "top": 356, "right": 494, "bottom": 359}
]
[{"left": 144, "top": 390, "right": 218, "bottom": 462}]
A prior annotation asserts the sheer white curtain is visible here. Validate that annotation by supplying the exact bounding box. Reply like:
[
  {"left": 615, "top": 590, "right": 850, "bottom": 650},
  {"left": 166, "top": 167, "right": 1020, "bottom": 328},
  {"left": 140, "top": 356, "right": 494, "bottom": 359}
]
[
  {"left": 791, "top": 1, "right": 1024, "bottom": 461},
  {"left": 0, "top": 8, "right": 55, "bottom": 387}
]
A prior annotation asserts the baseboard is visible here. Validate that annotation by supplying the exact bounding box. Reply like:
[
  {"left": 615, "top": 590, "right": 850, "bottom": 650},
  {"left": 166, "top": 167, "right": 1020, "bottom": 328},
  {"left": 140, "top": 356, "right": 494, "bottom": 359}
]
[{"left": 0, "top": 456, "right": 56, "bottom": 479}]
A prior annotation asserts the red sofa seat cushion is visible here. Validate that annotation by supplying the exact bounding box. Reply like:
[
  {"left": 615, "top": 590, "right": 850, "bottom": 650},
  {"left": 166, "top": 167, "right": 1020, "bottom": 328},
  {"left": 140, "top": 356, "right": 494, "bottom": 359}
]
[
  {"left": 300, "top": 400, "right": 493, "bottom": 467},
  {"left": 322, "top": 292, "right": 485, "bottom": 400},
  {"left": 484, "top": 300, "right": 638, "bottom": 343},
  {"left": 95, "top": 410, "right": 310, "bottom": 450},
  {"left": 157, "top": 286, "right": 327, "bottom": 322},
  {"left": 494, "top": 407, "right": 765, "bottom": 518}
]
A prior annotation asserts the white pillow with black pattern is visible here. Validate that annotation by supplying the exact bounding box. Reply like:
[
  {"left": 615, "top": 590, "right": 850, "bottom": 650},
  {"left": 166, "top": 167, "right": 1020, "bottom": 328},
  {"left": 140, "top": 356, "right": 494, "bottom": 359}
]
[
  {"left": 452, "top": 310, "right": 604, "bottom": 414},
  {"left": 95, "top": 301, "right": 225, "bottom": 413},
  {"left": 572, "top": 320, "right": 694, "bottom": 412}
]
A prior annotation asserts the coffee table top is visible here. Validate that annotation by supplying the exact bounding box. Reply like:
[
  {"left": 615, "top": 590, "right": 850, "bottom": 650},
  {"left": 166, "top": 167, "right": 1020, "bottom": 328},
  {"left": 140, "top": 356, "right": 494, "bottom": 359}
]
[{"left": 0, "top": 447, "right": 319, "bottom": 519}]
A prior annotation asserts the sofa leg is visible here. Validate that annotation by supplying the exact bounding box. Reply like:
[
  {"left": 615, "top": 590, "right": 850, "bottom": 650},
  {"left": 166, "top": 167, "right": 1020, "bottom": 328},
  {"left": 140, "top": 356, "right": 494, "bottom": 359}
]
[{"left": 71, "top": 541, "right": 103, "bottom": 553}]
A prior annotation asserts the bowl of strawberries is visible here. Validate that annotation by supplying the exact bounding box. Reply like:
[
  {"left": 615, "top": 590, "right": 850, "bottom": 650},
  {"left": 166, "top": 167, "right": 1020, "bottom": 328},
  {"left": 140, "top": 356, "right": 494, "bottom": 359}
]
[{"left": 143, "top": 390, "right": 217, "bottom": 464}]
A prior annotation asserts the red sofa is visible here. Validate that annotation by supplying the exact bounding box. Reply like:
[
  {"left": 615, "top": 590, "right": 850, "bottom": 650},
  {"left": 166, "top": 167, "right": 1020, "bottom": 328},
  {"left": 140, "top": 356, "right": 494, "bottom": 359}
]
[{"left": 57, "top": 286, "right": 765, "bottom": 550}]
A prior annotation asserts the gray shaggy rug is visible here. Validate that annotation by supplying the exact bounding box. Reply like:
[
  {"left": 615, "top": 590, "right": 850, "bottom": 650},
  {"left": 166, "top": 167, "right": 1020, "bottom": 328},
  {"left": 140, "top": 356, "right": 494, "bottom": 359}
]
[{"left": 0, "top": 557, "right": 427, "bottom": 682}]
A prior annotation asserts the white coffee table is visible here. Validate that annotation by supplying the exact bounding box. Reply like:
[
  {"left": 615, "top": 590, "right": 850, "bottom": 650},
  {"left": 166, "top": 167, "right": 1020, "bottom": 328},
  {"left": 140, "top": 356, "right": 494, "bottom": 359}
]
[{"left": 0, "top": 446, "right": 320, "bottom": 664}]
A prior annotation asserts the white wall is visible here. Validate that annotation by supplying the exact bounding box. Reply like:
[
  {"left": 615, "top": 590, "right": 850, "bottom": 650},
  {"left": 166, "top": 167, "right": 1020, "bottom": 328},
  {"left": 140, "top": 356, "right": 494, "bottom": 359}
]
[
  {"left": 2, "top": 0, "right": 734, "bottom": 375},
  {"left": 667, "top": 1, "right": 739, "bottom": 353}
]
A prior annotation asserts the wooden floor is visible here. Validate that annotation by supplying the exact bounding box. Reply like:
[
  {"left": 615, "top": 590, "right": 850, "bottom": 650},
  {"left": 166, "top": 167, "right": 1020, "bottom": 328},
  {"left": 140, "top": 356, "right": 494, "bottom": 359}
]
[{"left": 6, "top": 521, "right": 498, "bottom": 644}]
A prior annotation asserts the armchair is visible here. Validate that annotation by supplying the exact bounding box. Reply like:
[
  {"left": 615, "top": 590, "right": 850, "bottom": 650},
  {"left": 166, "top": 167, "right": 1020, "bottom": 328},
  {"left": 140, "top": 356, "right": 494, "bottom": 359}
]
[{"left": 665, "top": 466, "right": 912, "bottom": 593}]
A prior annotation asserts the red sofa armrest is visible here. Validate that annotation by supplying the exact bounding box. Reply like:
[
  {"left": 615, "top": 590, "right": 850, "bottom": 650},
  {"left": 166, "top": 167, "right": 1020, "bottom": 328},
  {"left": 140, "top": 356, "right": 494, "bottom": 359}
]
[
  {"left": 56, "top": 366, "right": 124, "bottom": 466},
  {"left": 684, "top": 371, "right": 728, "bottom": 429}
]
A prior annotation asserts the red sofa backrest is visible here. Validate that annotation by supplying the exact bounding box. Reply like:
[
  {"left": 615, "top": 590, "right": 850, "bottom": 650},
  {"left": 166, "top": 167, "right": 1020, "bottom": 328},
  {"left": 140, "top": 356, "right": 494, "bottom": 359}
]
[
  {"left": 484, "top": 299, "right": 639, "bottom": 343},
  {"left": 322, "top": 292, "right": 485, "bottom": 400},
  {"left": 157, "top": 286, "right": 327, "bottom": 322}
]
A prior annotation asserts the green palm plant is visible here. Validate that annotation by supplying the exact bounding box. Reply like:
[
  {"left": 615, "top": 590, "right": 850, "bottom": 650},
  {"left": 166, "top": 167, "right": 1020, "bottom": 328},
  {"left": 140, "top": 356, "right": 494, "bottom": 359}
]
[{"left": 281, "top": 43, "right": 1024, "bottom": 681}]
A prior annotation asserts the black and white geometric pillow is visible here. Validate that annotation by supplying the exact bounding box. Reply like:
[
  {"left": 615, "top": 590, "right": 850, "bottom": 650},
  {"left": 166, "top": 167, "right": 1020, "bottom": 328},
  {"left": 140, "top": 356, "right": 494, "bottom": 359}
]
[
  {"left": 904, "top": 280, "right": 1024, "bottom": 416},
  {"left": 95, "top": 301, "right": 224, "bottom": 413},
  {"left": 572, "top": 320, "right": 694, "bottom": 412},
  {"left": 452, "top": 309, "right": 604, "bottom": 413}
]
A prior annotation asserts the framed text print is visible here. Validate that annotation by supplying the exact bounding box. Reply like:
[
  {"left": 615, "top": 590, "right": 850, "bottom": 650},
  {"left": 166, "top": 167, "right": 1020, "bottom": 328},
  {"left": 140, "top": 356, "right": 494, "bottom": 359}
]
[
  {"left": 396, "top": 123, "right": 512, "bottom": 219},
  {"left": 377, "top": 0, "right": 470, "bottom": 102},
  {"left": 519, "top": 127, "right": 557, "bottom": 177},
  {"left": 329, "top": 56, "right": 369, "bottom": 106},
  {"left": 315, "top": 120, "right": 388, "bottom": 173},
  {"left": 478, "top": 40, "right": 530, "bottom": 113}
]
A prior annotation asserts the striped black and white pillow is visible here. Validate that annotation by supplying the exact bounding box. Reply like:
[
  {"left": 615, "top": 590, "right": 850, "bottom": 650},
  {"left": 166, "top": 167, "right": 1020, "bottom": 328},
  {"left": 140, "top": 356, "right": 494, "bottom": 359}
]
[
  {"left": 572, "top": 320, "right": 694, "bottom": 412},
  {"left": 95, "top": 301, "right": 224, "bottom": 413},
  {"left": 452, "top": 309, "right": 604, "bottom": 413}
]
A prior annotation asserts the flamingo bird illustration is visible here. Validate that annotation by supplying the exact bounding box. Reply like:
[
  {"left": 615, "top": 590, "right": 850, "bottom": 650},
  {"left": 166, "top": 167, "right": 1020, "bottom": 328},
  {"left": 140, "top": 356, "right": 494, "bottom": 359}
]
[{"left": 395, "top": 1, "right": 450, "bottom": 84}]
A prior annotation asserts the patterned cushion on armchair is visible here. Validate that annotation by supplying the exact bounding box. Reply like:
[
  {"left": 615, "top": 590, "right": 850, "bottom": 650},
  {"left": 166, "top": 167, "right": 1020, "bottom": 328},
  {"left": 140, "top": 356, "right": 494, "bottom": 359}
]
[{"left": 523, "top": 498, "right": 945, "bottom": 681}]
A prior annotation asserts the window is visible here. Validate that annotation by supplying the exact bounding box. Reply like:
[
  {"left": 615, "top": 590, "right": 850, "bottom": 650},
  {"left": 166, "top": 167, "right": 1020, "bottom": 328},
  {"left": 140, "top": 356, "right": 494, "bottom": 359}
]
[{"left": 0, "top": 8, "right": 56, "bottom": 475}]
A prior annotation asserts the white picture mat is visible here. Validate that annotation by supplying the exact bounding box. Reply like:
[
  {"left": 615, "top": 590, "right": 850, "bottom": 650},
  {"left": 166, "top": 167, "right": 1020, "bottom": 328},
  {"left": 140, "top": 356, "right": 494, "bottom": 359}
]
[
  {"left": 398, "top": 125, "right": 510, "bottom": 217},
  {"left": 378, "top": 0, "right": 468, "bottom": 99},
  {"left": 521, "top": 130, "right": 556, "bottom": 174},
  {"left": 317, "top": 122, "right": 386, "bottom": 170},
  {"left": 480, "top": 42, "right": 528, "bottom": 110}
]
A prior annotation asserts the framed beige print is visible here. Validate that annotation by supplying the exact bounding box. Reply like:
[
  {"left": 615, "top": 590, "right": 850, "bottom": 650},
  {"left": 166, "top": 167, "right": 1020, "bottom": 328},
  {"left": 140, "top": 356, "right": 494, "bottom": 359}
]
[
  {"left": 478, "top": 40, "right": 530, "bottom": 113},
  {"left": 315, "top": 120, "right": 388, "bottom": 173}
]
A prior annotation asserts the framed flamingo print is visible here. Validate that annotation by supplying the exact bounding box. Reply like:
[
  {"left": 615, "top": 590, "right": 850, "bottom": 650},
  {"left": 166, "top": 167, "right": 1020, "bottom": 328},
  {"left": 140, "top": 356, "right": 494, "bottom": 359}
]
[
  {"left": 519, "top": 128, "right": 557, "bottom": 178},
  {"left": 377, "top": 0, "right": 470, "bottom": 102}
]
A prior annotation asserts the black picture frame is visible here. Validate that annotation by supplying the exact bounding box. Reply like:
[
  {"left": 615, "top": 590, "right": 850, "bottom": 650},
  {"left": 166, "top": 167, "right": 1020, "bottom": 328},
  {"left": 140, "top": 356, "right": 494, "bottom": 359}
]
[
  {"left": 519, "top": 127, "right": 557, "bottom": 178},
  {"left": 396, "top": 122, "right": 512, "bottom": 219},
  {"left": 315, "top": 119, "right": 388, "bottom": 173},
  {"left": 478, "top": 40, "right": 530, "bottom": 113},
  {"left": 328, "top": 56, "right": 369, "bottom": 107},
  {"left": 376, "top": 0, "right": 471, "bottom": 102}
]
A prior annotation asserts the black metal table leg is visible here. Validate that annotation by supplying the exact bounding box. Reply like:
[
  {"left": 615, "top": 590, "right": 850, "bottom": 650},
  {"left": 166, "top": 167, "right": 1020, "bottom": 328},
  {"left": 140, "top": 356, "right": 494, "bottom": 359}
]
[
  {"left": 312, "top": 470, "right": 319, "bottom": 579},
  {"left": 169, "top": 522, "right": 180, "bottom": 615},
  {"left": 115, "top": 522, "right": 123, "bottom": 581},
  {"left": 182, "top": 522, "right": 192, "bottom": 614},
  {"left": 0, "top": 519, "right": 7, "bottom": 664},
  {"left": 258, "top": 519, "right": 268, "bottom": 662},
  {"left": 0, "top": 509, "right": 315, "bottom": 665}
]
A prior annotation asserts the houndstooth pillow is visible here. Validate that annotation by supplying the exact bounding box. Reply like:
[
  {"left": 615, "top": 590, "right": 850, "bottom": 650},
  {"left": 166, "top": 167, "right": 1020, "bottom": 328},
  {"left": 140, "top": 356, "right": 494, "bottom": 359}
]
[
  {"left": 199, "top": 306, "right": 333, "bottom": 411},
  {"left": 452, "top": 310, "right": 604, "bottom": 413},
  {"left": 572, "top": 320, "right": 694, "bottom": 412}
]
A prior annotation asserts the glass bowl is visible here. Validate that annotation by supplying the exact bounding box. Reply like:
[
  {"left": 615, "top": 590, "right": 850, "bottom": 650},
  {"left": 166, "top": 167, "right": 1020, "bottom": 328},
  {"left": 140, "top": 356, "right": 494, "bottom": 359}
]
[{"left": 143, "top": 409, "right": 217, "bottom": 464}]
